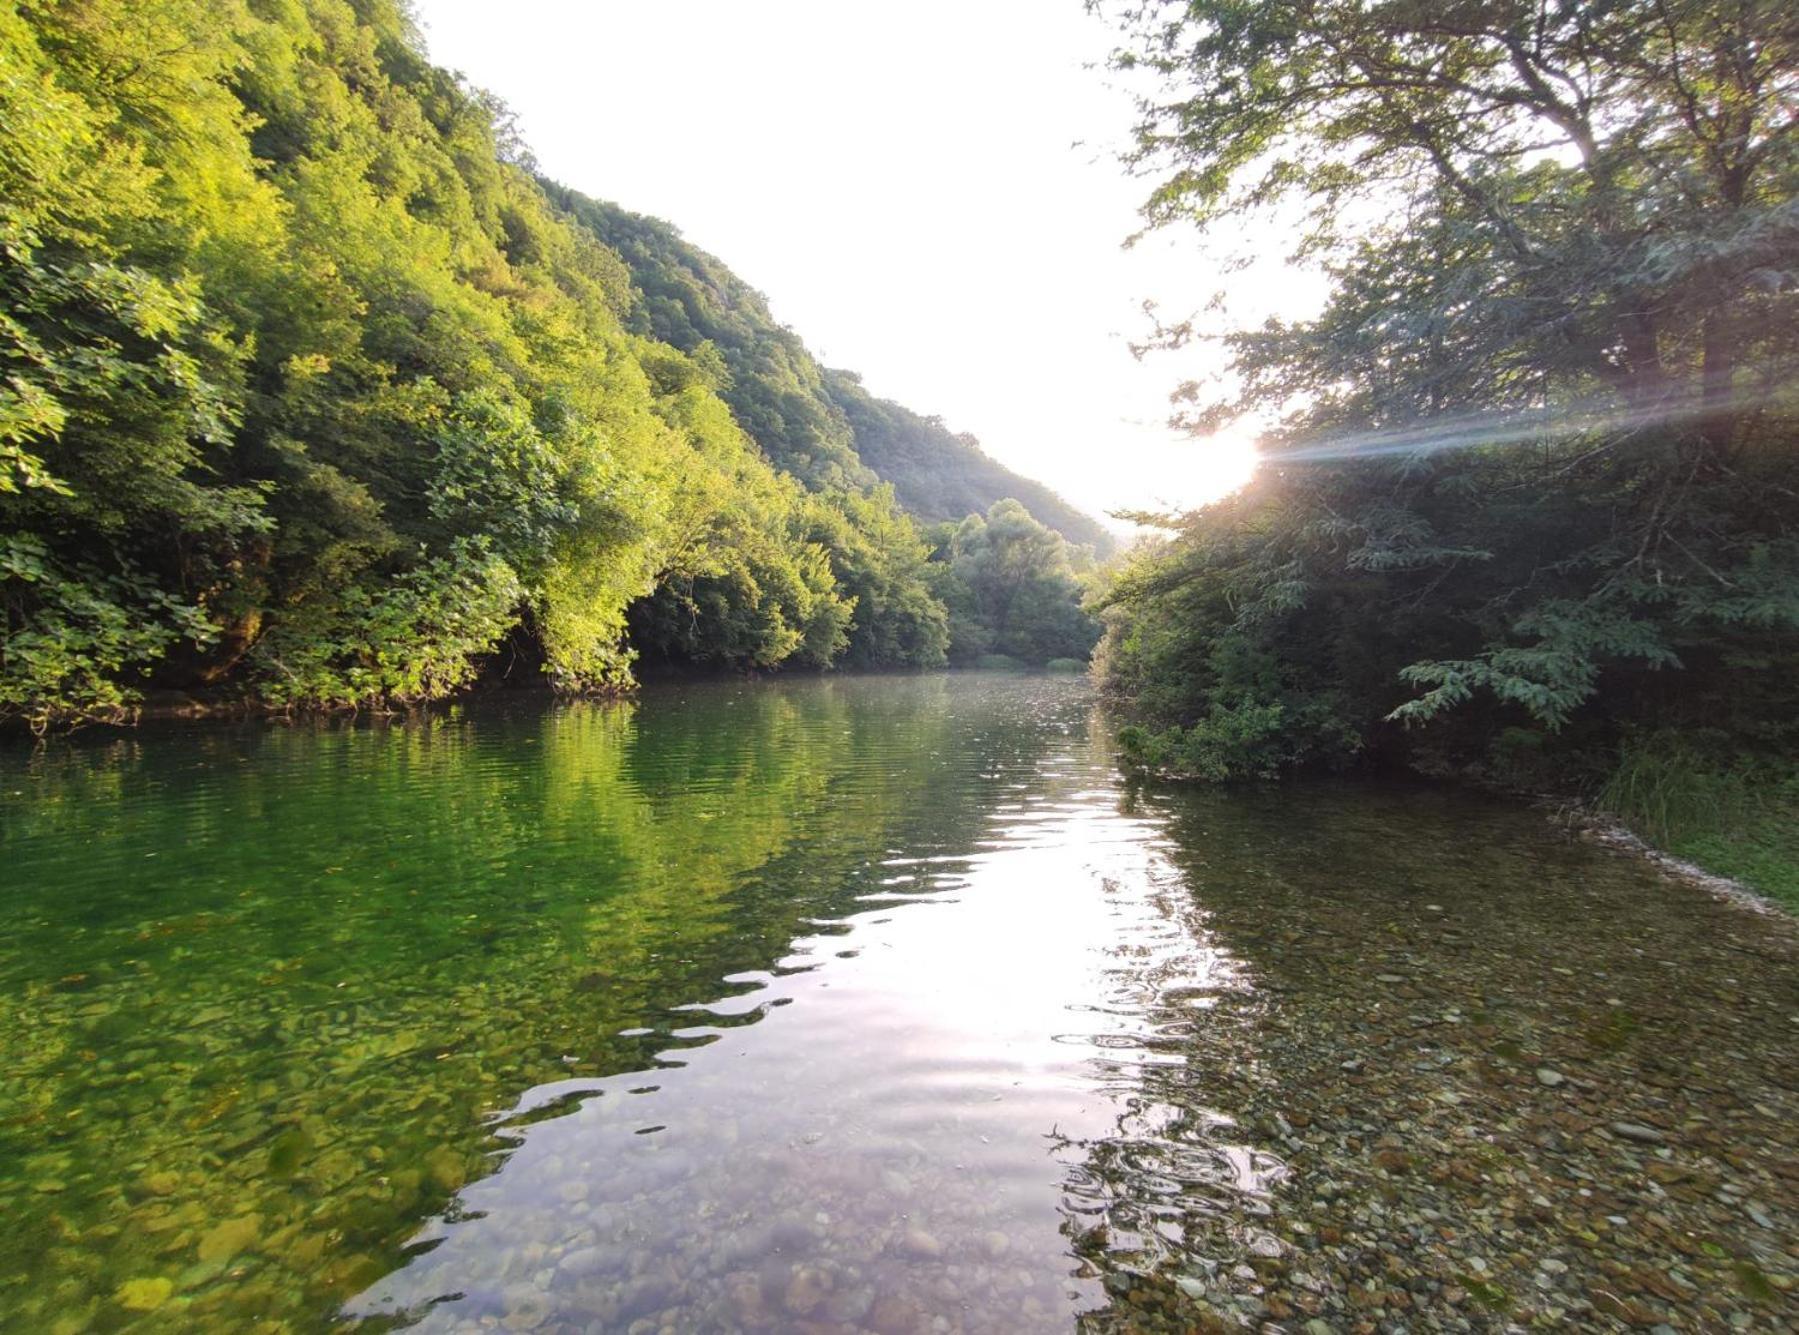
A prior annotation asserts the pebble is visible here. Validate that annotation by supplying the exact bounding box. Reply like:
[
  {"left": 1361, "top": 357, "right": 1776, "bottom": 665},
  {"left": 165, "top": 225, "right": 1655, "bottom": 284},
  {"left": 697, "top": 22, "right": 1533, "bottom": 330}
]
[
  {"left": 557, "top": 1247, "right": 604, "bottom": 1278},
  {"left": 900, "top": 1227, "right": 944, "bottom": 1259},
  {"left": 783, "top": 1264, "right": 829, "bottom": 1315},
  {"left": 1609, "top": 1121, "right": 1666, "bottom": 1143},
  {"left": 1535, "top": 1067, "right": 1565, "bottom": 1087}
]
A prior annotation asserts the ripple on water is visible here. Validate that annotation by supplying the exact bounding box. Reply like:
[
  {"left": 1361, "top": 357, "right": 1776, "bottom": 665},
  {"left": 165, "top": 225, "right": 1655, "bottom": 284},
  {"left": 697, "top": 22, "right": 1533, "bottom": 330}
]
[{"left": 1, "top": 674, "right": 1794, "bottom": 1333}]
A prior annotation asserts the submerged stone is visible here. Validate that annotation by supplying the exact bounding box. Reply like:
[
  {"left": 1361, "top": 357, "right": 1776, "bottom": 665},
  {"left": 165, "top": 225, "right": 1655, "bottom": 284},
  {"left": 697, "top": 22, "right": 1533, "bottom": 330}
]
[{"left": 115, "top": 1277, "right": 174, "bottom": 1312}]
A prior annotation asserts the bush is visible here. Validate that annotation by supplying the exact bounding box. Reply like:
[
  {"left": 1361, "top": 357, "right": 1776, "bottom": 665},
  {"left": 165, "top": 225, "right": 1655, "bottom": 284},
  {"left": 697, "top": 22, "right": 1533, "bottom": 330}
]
[{"left": 1116, "top": 693, "right": 1360, "bottom": 781}]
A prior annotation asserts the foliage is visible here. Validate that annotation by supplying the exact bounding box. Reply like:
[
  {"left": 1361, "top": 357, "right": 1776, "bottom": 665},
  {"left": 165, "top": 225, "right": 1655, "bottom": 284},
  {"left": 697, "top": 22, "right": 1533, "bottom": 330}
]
[
  {"left": 544, "top": 186, "right": 871, "bottom": 492},
  {"left": 1096, "top": 0, "right": 1799, "bottom": 783},
  {"left": 928, "top": 501, "right": 1101, "bottom": 666},
  {"left": 0, "top": 0, "right": 1102, "bottom": 725},
  {"left": 0, "top": 536, "right": 214, "bottom": 731},
  {"left": 252, "top": 538, "right": 524, "bottom": 709},
  {"left": 546, "top": 189, "right": 1112, "bottom": 552},
  {"left": 1598, "top": 734, "right": 1757, "bottom": 848}
]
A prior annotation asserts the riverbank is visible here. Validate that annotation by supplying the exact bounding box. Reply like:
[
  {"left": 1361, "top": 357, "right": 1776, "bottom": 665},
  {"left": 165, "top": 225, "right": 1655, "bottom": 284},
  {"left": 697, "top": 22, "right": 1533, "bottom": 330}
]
[
  {"left": 10, "top": 663, "right": 1083, "bottom": 735},
  {"left": 1567, "top": 805, "right": 1797, "bottom": 919},
  {"left": 1592, "top": 754, "right": 1799, "bottom": 916}
]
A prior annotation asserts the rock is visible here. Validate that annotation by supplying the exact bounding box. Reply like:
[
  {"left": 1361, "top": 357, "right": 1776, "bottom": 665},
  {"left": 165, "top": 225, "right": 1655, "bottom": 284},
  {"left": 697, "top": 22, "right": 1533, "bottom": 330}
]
[
  {"left": 1304, "top": 1321, "right": 1335, "bottom": 1335},
  {"left": 899, "top": 1227, "right": 943, "bottom": 1259},
  {"left": 824, "top": 1286, "right": 874, "bottom": 1323},
  {"left": 116, "top": 1277, "right": 174, "bottom": 1312},
  {"left": 1609, "top": 1122, "right": 1666, "bottom": 1144},
  {"left": 724, "top": 1271, "right": 764, "bottom": 1324},
  {"left": 499, "top": 1287, "right": 551, "bottom": 1330},
  {"left": 768, "top": 1215, "right": 817, "bottom": 1250},
  {"left": 783, "top": 1264, "right": 830, "bottom": 1315},
  {"left": 868, "top": 1294, "right": 924, "bottom": 1335},
  {"left": 1175, "top": 1275, "right": 1206, "bottom": 1300},
  {"left": 1590, "top": 1287, "right": 1659, "bottom": 1324},
  {"left": 557, "top": 1247, "right": 605, "bottom": 1278},
  {"left": 196, "top": 1213, "right": 261, "bottom": 1263},
  {"left": 1535, "top": 1068, "right": 1565, "bottom": 1087}
]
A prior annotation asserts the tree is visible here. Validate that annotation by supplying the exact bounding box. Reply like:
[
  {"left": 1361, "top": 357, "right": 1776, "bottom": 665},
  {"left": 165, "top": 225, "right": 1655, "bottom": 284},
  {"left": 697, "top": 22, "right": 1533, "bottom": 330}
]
[
  {"left": 940, "top": 500, "right": 1101, "bottom": 665},
  {"left": 1095, "top": 0, "right": 1799, "bottom": 777}
]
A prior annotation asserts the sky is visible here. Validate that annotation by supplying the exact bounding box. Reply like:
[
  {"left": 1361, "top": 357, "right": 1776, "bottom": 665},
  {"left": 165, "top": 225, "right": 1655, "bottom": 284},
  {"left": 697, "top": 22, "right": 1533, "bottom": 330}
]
[{"left": 412, "top": 1, "right": 1322, "bottom": 531}]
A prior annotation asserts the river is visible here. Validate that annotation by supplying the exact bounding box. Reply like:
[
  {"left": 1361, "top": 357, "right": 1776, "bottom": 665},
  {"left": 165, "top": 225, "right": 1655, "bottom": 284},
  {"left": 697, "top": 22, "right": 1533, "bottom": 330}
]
[{"left": 1, "top": 673, "right": 1793, "bottom": 1332}]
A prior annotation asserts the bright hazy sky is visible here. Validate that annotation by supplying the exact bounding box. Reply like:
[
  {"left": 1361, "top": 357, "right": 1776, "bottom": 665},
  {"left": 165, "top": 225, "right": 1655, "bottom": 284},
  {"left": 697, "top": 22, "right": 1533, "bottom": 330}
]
[{"left": 413, "top": 1, "right": 1317, "bottom": 531}]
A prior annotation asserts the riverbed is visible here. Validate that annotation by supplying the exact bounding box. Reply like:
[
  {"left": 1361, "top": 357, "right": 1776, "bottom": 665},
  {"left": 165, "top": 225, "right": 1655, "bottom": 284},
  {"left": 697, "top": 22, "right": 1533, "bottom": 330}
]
[{"left": 1, "top": 674, "right": 1793, "bottom": 1331}]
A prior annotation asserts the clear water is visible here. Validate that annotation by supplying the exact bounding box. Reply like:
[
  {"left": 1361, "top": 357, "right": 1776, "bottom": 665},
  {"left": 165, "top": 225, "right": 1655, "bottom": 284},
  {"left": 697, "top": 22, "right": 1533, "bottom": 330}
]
[{"left": 1, "top": 674, "right": 1793, "bottom": 1332}]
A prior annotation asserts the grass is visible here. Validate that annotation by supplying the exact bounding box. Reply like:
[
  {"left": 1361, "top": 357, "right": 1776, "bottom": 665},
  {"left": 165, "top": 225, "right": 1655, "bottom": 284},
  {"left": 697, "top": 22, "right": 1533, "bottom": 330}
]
[{"left": 1598, "top": 739, "right": 1799, "bottom": 912}]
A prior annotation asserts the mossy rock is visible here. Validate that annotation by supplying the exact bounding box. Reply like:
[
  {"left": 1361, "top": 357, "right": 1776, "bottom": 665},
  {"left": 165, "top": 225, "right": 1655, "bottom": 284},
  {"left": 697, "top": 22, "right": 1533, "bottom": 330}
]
[{"left": 115, "top": 1277, "right": 174, "bottom": 1312}]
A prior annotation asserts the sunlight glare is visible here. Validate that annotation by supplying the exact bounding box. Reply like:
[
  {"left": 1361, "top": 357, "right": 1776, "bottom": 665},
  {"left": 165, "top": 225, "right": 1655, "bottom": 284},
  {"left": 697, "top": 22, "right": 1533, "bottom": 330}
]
[{"left": 1123, "top": 429, "right": 1260, "bottom": 521}]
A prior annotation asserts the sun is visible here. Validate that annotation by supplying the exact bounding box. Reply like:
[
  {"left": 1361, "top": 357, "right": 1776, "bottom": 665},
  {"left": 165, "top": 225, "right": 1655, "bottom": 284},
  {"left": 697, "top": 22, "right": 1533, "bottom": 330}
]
[{"left": 1185, "top": 429, "right": 1261, "bottom": 506}]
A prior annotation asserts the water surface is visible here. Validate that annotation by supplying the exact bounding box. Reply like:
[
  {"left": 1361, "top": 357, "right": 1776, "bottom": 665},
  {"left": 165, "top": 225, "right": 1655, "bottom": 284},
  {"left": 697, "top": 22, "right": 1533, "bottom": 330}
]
[{"left": 1, "top": 674, "right": 1793, "bottom": 1332}]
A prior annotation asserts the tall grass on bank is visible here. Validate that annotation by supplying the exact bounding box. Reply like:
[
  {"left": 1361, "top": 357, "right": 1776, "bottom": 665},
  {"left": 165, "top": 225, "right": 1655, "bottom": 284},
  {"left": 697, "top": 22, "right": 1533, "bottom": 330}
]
[{"left": 1599, "top": 739, "right": 1799, "bottom": 911}]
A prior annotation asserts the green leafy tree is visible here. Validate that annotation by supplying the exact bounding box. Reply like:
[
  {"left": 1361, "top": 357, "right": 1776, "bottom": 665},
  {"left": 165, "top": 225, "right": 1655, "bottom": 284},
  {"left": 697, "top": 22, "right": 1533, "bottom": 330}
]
[
  {"left": 940, "top": 500, "right": 1101, "bottom": 665},
  {"left": 0, "top": 0, "right": 1107, "bottom": 727},
  {"left": 1096, "top": 0, "right": 1799, "bottom": 779}
]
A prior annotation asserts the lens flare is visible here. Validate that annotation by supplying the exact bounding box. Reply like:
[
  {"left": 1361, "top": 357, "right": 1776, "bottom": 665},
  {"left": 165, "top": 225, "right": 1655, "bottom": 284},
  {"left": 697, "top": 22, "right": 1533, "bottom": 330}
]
[{"left": 1269, "top": 381, "right": 1772, "bottom": 468}]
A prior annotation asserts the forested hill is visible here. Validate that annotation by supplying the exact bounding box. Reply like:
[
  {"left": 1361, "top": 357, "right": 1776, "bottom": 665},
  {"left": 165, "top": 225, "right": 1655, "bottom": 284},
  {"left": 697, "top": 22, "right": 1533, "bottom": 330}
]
[
  {"left": 544, "top": 189, "right": 1113, "bottom": 555},
  {"left": 0, "top": 0, "right": 1101, "bottom": 730},
  {"left": 821, "top": 367, "right": 1114, "bottom": 556}
]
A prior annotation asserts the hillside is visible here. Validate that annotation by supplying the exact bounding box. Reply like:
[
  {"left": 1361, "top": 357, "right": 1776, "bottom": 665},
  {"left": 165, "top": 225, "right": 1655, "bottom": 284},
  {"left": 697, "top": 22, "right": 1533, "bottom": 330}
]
[
  {"left": 543, "top": 190, "right": 1113, "bottom": 554},
  {"left": 822, "top": 368, "right": 1115, "bottom": 555},
  {"left": 0, "top": 0, "right": 1102, "bottom": 727}
]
